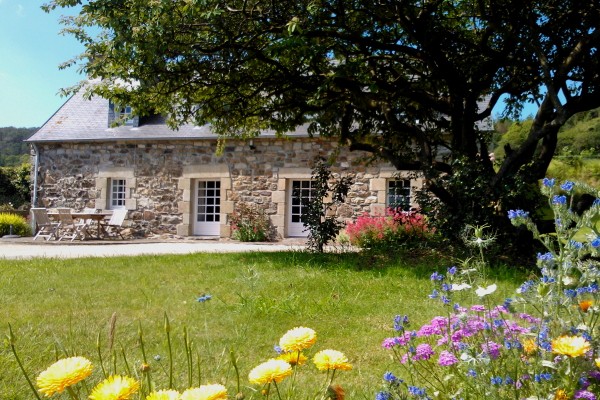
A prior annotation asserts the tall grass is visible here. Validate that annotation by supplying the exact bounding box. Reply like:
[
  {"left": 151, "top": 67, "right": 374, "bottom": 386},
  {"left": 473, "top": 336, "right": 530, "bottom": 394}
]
[{"left": 0, "top": 251, "right": 525, "bottom": 399}]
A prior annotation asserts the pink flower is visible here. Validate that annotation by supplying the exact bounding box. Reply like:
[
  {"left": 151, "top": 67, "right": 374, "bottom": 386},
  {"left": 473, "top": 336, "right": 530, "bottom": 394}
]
[
  {"left": 413, "top": 343, "right": 434, "bottom": 361},
  {"left": 438, "top": 351, "right": 459, "bottom": 366}
]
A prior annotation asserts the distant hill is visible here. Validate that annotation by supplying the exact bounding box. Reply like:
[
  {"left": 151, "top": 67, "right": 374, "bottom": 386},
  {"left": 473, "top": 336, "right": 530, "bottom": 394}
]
[{"left": 0, "top": 127, "right": 38, "bottom": 167}]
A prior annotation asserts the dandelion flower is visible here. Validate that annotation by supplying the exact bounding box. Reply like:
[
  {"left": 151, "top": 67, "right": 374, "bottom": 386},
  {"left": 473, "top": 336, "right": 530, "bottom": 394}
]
[
  {"left": 313, "top": 350, "right": 353, "bottom": 371},
  {"left": 248, "top": 359, "right": 292, "bottom": 385},
  {"left": 279, "top": 327, "right": 317, "bottom": 352},
  {"left": 36, "top": 356, "right": 93, "bottom": 397},
  {"left": 146, "top": 390, "right": 180, "bottom": 400},
  {"left": 552, "top": 335, "right": 591, "bottom": 357},
  {"left": 277, "top": 351, "right": 307, "bottom": 366},
  {"left": 180, "top": 384, "right": 227, "bottom": 400},
  {"left": 89, "top": 375, "right": 139, "bottom": 400}
]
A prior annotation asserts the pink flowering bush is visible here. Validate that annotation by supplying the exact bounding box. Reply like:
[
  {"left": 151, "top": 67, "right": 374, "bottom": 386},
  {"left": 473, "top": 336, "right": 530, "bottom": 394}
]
[
  {"left": 344, "top": 209, "right": 434, "bottom": 250},
  {"left": 378, "top": 179, "right": 600, "bottom": 400}
]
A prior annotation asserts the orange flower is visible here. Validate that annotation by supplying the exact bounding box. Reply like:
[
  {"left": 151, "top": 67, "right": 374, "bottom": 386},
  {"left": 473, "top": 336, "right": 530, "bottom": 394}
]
[
  {"left": 554, "top": 389, "right": 568, "bottom": 400},
  {"left": 277, "top": 351, "right": 307, "bottom": 366},
  {"left": 579, "top": 300, "right": 593, "bottom": 312},
  {"left": 522, "top": 338, "right": 538, "bottom": 355}
]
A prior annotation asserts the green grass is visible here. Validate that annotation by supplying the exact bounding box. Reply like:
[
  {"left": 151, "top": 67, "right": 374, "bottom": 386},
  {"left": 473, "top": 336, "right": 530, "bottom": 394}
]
[{"left": 0, "top": 250, "right": 526, "bottom": 399}]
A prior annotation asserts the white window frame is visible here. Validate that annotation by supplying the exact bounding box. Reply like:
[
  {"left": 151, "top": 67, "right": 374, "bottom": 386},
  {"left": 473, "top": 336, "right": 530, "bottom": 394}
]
[{"left": 109, "top": 178, "right": 127, "bottom": 209}]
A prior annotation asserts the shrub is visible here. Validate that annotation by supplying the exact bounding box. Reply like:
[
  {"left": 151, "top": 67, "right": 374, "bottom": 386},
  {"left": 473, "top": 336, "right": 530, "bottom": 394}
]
[
  {"left": 229, "top": 202, "right": 273, "bottom": 242},
  {"left": 378, "top": 178, "right": 600, "bottom": 400},
  {"left": 344, "top": 209, "right": 433, "bottom": 250},
  {"left": 301, "top": 159, "right": 351, "bottom": 252},
  {"left": 0, "top": 212, "right": 31, "bottom": 237}
]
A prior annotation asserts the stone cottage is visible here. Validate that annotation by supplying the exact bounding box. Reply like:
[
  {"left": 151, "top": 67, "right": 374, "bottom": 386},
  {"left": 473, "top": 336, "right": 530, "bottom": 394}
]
[{"left": 27, "top": 87, "right": 425, "bottom": 239}]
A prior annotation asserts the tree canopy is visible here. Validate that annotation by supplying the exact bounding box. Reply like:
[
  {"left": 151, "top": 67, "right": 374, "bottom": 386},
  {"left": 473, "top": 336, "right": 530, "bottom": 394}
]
[{"left": 46, "top": 0, "right": 600, "bottom": 240}]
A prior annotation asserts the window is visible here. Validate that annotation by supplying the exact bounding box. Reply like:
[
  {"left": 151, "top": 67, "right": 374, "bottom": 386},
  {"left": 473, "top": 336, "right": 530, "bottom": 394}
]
[
  {"left": 110, "top": 179, "right": 127, "bottom": 208},
  {"left": 387, "top": 179, "right": 411, "bottom": 211},
  {"left": 117, "top": 105, "right": 135, "bottom": 125},
  {"left": 291, "top": 180, "right": 315, "bottom": 224}
]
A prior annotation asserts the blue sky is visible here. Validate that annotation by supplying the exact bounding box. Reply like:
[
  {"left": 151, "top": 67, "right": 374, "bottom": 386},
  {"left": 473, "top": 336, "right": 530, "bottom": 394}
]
[
  {"left": 0, "top": 1, "right": 83, "bottom": 128},
  {"left": 0, "top": 1, "right": 537, "bottom": 129}
]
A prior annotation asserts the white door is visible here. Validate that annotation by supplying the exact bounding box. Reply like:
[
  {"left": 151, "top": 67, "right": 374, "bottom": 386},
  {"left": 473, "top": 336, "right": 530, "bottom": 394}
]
[
  {"left": 193, "top": 180, "right": 221, "bottom": 236},
  {"left": 287, "top": 180, "right": 314, "bottom": 237}
]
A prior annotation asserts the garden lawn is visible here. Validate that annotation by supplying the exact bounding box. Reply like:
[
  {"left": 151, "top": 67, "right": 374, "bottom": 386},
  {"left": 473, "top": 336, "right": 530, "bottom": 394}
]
[{"left": 0, "top": 250, "right": 525, "bottom": 399}]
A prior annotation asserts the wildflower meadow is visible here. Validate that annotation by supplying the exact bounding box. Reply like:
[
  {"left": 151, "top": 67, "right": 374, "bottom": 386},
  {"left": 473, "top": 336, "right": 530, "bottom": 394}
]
[{"left": 6, "top": 178, "right": 600, "bottom": 400}]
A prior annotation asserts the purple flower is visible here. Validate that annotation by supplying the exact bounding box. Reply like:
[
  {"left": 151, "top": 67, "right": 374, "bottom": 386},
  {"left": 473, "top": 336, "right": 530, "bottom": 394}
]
[
  {"left": 413, "top": 343, "right": 435, "bottom": 360},
  {"left": 470, "top": 305, "right": 485, "bottom": 312},
  {"left": 574, "top": 390, "right": 596, "bottom": 400},
  {"left": 481, "top": 341, "right": 501, "bottom": 359},
  {"left": 438, "top": 350, "right": 458, "bottom": 366},
  {"left": 447, "top": 266, "right": 458, "bottom": 275},
  {"left": 467, "top": 369, "right": 477, "bottom": 377}
]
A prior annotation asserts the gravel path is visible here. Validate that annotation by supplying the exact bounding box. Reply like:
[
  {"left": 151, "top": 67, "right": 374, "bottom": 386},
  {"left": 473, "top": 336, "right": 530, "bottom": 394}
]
[{"left": 0, "top": 238, "right": 306, "bottom": 259}]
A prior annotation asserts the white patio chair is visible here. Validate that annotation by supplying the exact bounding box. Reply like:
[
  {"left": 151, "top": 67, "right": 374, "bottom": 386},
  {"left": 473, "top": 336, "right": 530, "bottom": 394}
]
[
  {"left": 100, "top": 208, "right": 128, "bottom": 239},
  {"left": 31, "top": 208, "right": 60, "bottom": 241},
  {"left": 56, "top": 208, "right": 87, "bottom": 241}
]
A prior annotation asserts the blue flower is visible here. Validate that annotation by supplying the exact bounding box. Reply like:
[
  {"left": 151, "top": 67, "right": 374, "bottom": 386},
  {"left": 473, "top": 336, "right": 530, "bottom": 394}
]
[
  {"left": 504, "top": 377, "right": 514, "bottom": 385},
  {"left": 196, "top": 294, "right": 212, "bottom": 302},
  {"left": 274, "top": 345, "right": 283, "bottom": 354},
  {"left": 591, "top": 238, "right": 600, "bottom": 248},
  {"left": 408, "top": 386, "right": 426, "bottom": 396},
  {"left": 518, "top": 280, "right": 535, "bottom": 293},
  {"left": 564, "top": 289, "right": 577, "bottom": 298},
  {"left": 508, "top": 209, "right": 529, "bottom": 219},
  {"left": 537, "top": 252, "right": 554, "bottom": 261},
  {"left": 491, "top": 376, "right": 503, "bottom": 385},
  {"left": 430, "top": 271, "right": 444, "bottom": 281},
  {"left": 441, "top": 295, "right": 450, "bottom": 305},
  {"left": 383, "top": 371, "right": 402, "bottom": 384},
  {"left": 570, "top": 240, "right": 583, "bottom": 249},
  {"left": 594, "top": 198, "right": 600, "bottom": 206},
  {"left": 393, "top": 315, "right": 409, "bottom": 331},
  {"left": 561, "top": 181, "right": 575, "bottom": 192},
  {"left": 543, "top": 178, "right": 556, "bottom": 187},
  {"left": 441, "top": 283, "right": 451, "bottom": 292},
  {"left": 534, "top": 372, "right": 552, "bottom": 382},
  {"left": 429, "top": 289, "right": 439, "bottom": 299},
  {"left": 447, "top": 266, "right": 458, "bottom": 275},
  {"left": 376, "top": 391, "right": 392, "bottom": 400},
  {"left": 467, "top": 369, "right": 477, "bottom": 377},
  {"left": 553, "top": 195, "right": 567, "bottom": 205}
]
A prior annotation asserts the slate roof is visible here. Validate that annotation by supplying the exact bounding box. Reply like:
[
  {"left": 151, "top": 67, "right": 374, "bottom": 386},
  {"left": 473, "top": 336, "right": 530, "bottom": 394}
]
[{"left": 27, "top": 84, "right": 310, "bottom": 143}]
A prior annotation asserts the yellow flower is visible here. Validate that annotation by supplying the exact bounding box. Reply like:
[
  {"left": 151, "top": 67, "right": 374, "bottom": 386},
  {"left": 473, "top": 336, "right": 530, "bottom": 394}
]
[
  {"left": 146, "top": 390, "right": 181, "bottom": 400},
  {"left": 522, "top": 338, "right": 538, "bottom": 354},
  {"left": 146, "top": 390, "right": 179, "bottom": 400},
  {"left": 579, "top": 300, "right": 593, "bottom": 312},
  {"left": 277, "top": 351, "right": 307, "bottom": 366},
  {"left": 180, "top": 384, "right": 227, "bottom": 400},
  {"left": 554, "top": 389, "right": 569, "bottom": 400},
  {"left": 595, "top": 357, "right": 600, "bottom": 369},
  {"left": 279, "top": 327, "right": 317, "bottom": 352},
  {"left": 89, "top": 375, "right": 140, "bottom": 400},
  {"left": 36, "top": 356, "right": 93, "bottom": 397},
  {"left": 551, "top": 335, "right": 591, "bottom": 357},
  {"left": 248, "top": 359, "right": 293, "bottom": 385},
  {"left": 313, "top": 350, "right": 352, "bottom": 371}
]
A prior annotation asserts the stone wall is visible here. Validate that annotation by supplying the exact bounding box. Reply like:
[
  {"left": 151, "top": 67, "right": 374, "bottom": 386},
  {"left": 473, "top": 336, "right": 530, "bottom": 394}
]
[{"left": 33, "top": 137, "right": 421, "bottom": 238}]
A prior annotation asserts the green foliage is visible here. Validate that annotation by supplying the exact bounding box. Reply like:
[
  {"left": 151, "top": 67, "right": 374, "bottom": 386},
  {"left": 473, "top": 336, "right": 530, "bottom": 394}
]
[
  {"left": 416, "top": 157, "right": 544, "bottom": 249},
  {"left": 229, "top": 202, "right": 274, "bottom": 242},
  {"left": 493, "top": 119, "right": 533, "bottom": 159},
  {"left": 0, "top": 212, "right": 31, "bottom": 237},
  {"left": 0, "top": 127, "right": 36, "bottom": 167},
  {"left": 0, "top": 164, "right": 31, "bottom": 208},
  {"left": 301, "top": 160, "right": 351, "bottom": 253}
]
